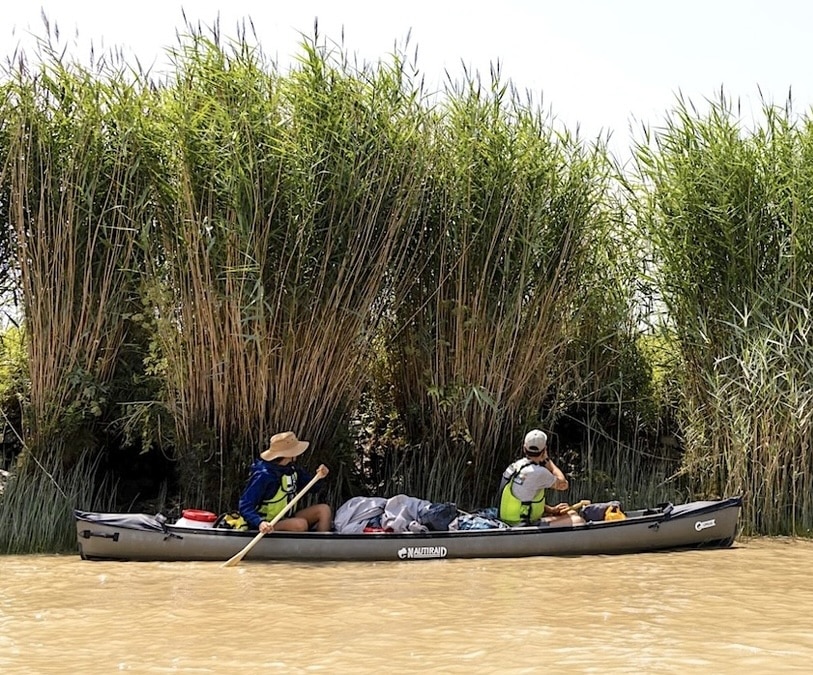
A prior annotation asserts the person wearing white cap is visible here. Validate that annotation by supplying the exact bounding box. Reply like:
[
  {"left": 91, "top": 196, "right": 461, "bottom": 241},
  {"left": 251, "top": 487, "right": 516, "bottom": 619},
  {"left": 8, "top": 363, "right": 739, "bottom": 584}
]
[
  {"left": 497, "top": 429, "right": 580, "bottom": 527},
  {"left": 238, "top": 431, "right": 332, "bottom": 533}
]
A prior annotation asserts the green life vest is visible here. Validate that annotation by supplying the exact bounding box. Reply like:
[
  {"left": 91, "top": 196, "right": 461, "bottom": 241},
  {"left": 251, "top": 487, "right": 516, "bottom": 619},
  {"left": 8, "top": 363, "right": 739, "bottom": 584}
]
[{"left": 498, "top": 459, "right": 547, "bottom": 525}]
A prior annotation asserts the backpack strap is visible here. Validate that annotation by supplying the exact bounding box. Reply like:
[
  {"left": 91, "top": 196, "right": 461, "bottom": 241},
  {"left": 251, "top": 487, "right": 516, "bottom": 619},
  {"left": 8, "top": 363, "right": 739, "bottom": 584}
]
[{"left": 495, "top": 458, "right": 533, "bottom": 511}]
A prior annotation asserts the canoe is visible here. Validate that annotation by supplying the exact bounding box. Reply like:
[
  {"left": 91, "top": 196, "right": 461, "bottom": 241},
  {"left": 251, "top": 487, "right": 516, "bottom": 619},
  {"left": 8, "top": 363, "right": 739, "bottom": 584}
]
[{"left": 74, "top": 496, "right": 742, "bottom": 562}]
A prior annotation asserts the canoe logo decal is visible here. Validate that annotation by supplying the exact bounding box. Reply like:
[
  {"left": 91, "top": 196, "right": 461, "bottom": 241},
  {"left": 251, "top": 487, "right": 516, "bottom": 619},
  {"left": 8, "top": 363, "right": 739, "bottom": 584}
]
[
  {"left": 694, "top": 518, "right": 716, "bottom": 532},
  {"left": 397, "top": 546, "right": 448, "bottom": 560}
]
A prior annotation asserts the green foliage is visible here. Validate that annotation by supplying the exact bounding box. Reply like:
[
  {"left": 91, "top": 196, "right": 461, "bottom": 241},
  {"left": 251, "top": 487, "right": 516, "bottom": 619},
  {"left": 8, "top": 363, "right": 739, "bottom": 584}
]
[
  {"left": 0, "top": 454, "right": 115, "bottom": 553},
  {"left": 381, "top": 71, "right": 636, "bottom": 506},
  {"left": 9, "top": 20, "right": 813, "bottom": 544},
  {"left": 0, "top": 325, "right": 27, "bottom": 403},
  {"left": 633, "top": 93, "right": 813, "bottom": 533},
  {"left": 0, "top": 325, "right": 27, "bottom": 467}
]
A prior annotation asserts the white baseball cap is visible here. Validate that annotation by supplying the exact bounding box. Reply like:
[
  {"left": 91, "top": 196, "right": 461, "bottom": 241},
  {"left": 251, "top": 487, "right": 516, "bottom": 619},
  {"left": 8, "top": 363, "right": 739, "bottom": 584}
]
[{"left": 523, "top": 429, "right": 548, "bottom": 454}]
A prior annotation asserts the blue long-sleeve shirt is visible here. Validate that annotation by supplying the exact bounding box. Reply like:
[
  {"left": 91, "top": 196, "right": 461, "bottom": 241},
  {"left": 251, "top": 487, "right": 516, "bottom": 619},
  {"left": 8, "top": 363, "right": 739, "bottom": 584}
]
[{"left": 238, "top": 459, "right": 315, "bottom": 529}]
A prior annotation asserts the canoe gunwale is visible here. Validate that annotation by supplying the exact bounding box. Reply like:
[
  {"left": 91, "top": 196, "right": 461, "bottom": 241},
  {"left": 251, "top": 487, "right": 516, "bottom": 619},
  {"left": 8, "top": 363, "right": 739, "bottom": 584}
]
[
  {"left": 75, "top": 497, "right": 743, "bottom": 562},
  {"left": 75, "top": 495, "right": 743, "bottom": 542}
]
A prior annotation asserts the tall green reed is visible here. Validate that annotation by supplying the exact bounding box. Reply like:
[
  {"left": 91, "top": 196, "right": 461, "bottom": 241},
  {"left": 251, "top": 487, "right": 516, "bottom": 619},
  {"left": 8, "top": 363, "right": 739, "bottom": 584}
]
[
  {"left": 2, "top": 41, "right": 152, "bottom": 465},
  {"left": 0, "top": 453, "right": 116, "bottom": 553},
  {"left": 141, "top": 27, "right": 433, "bottom": 507},
  {"left": 0, "top": 81, "right": 15, "bottom": 306},
  {"left": 384, "top": 73, "right": 622, "bottom": 506},
  {"left": 634, "top": 94, "right": 813, "bottom": 533}
]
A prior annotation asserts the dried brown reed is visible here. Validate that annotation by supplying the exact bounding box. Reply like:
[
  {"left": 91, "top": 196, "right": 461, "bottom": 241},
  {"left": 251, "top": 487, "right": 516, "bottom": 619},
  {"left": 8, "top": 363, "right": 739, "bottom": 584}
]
[
  {"left": 139, "top": 30, "right": 434, "bottom": 506},
  {"left": 2, "top": 45, "right": 150, "bottom": 464}
]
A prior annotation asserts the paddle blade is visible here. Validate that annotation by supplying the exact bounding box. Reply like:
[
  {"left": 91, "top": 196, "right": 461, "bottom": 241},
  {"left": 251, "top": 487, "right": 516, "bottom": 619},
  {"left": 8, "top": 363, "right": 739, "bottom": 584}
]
[
  {"left": 221, "top": 471, "right": 324, "bottom": 567},
  {"left": 222, "top": 531, "right": 265, "bottom": 567}
]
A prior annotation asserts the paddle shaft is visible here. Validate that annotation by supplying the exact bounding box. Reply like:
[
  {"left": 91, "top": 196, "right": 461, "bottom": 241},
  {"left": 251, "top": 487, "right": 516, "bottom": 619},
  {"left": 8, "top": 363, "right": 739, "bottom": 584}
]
[{"left": 222, "top": 472, "right": 323, "bottom": 567}]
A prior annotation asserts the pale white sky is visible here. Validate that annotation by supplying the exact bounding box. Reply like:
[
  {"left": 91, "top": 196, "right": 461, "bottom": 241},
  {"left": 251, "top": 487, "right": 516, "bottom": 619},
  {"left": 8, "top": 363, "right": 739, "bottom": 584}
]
[{"left": 4, "top": 1, "right": 813, "bottom": 162}]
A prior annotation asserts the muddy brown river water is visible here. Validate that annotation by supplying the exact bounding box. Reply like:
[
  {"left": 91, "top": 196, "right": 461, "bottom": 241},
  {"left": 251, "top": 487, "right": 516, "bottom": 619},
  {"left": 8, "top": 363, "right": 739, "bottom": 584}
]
[{"left": 1, "top": 537, "right": 812, "bottom": 673}]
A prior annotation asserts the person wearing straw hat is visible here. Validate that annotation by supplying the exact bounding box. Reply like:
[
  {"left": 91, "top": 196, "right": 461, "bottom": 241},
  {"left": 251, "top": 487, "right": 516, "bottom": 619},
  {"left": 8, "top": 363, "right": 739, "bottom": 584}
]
[
  {"left": 497, "top": 429, "right": 582, "bottom": 527},
  {"left": 238, "top": 431, "right": 332, "bottom": 533}
]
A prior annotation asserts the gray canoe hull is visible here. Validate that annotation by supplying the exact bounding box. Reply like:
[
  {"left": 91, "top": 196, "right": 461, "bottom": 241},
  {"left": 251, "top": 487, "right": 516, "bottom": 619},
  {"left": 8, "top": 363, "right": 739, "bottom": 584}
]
[{"left": 75, "top": 497, "right": 742, "bottom": 563}]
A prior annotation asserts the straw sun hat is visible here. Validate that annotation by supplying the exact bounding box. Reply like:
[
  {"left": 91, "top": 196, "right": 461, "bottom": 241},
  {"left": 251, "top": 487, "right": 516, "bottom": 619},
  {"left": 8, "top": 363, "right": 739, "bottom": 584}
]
[{"left": 260, "top": 431, "right": 310, "bottom": 462}]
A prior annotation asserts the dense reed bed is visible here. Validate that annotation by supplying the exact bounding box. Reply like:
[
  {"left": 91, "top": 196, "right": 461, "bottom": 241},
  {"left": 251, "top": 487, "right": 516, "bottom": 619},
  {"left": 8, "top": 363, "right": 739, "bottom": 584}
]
[
  {"left": 633, "top": 95, "right": 813, "bottom": 534},
  {"left": 138, "top": 32, "right": 437, "bottom": 508},
  {"left": 4, "top": 21, "right": 812, "bottom": 549},
  {"left": 379, "top": 75, "right": 640, "bottom": 506},
  {"left": 1, "top": 43, "right": 150, "bottom": 469}
]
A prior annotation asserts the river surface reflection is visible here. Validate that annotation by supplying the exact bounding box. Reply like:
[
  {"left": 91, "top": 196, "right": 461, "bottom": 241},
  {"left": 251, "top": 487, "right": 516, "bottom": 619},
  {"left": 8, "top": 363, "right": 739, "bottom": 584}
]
[{"left": 1, "top": 537, "right": 812, "bottom": 673}]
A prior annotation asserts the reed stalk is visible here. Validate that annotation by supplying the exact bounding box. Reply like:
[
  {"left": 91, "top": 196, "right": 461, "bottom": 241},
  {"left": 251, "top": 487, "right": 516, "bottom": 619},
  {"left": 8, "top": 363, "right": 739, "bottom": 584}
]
[
  {"left": 0, "top": 80, "right": 15, "bottom": 308},
  {"left": 383, "top": 72, "right": 624, "bottom": 506},
  {"left": 633, "top": 94, "right": 813, "bottom": 534},
  {"left": 0, "top": 453, "right": 116, "bottom": 553},
  {"left": 2, "top": 39, "right": 151, "bottom": 466},
  {"left": 140, "top": 27, "right": 433, "bottom": 507}
]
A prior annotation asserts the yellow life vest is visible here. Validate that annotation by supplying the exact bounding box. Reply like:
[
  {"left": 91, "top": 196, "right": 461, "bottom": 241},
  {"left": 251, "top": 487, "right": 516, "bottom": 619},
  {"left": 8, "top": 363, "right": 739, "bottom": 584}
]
[
  {"left": 258, "top": 471, "right": 299, "bottom": 521},
  {"left": 498, "top": 459, "right": 546, "bottom": 525}
]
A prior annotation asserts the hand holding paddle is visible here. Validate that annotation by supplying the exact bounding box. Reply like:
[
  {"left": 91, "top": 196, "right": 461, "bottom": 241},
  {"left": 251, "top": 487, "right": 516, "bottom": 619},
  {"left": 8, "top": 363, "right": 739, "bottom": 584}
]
[
  {"left": 566, "top": 499, "right": 591, "bottom": 514},
  {"left": 222, "top": 467, "right": 327, "bottom": 568},
  {"left": 546, "top": 499, "right": 590, "bottom": 516}
]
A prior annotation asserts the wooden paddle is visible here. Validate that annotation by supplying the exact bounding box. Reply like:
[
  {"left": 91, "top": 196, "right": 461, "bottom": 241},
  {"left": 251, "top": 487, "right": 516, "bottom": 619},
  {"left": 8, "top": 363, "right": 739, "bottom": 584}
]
[{"left": 222, "top": 470, "right": 325, "bottom": 568}]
